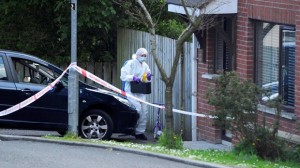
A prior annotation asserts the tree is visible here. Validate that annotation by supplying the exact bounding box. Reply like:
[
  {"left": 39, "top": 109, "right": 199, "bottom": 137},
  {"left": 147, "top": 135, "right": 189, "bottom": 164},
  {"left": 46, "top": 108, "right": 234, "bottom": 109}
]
[
  {"left": 0, "top": 0, "right": 123, "bottom": 63},
  {"left": 114, "top": 0, "right": 216, "bottom": 148},
  {"left": 0, "top": 0, "right": 183, "bottom": 64}
]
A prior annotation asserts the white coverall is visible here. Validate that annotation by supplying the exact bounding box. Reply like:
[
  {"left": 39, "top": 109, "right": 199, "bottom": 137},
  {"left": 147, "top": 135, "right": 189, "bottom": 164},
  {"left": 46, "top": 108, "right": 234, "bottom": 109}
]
[{"left": 120, "top": 59, "right": 151, "bottom": 135}]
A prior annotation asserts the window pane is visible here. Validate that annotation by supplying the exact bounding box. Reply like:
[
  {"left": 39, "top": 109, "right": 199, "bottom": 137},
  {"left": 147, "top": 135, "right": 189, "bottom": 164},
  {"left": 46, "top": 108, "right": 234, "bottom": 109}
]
[
  {"left": 0, "top": 56, "right": 7, "bottom": 80},
  {"left": 13, "top": 58, "right": 55, "bottom": 85},
  {"left": 215, "top": 17, "right": 233, "bottom": 72},
  {"left": 282, "top": 30, "right": 295, "bottom": 106},
  {"left": 256, "top": 22, "right": 295, "bottom": 107},
  {"left": 256, "top": 23, "right": 279, "bottom": 102}
]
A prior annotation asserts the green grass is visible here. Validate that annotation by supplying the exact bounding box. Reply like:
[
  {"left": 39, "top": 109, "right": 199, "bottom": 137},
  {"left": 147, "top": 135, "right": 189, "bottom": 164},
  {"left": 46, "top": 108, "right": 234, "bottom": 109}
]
[{"left": 44, "top": 135, "right": 298, "bottom": 168}]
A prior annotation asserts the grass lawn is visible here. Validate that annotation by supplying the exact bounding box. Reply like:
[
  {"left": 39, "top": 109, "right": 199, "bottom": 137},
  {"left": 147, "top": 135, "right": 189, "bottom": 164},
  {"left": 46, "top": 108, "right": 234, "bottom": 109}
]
[{"left": 45, "top": 135, "right": 298, "bottom": 168}]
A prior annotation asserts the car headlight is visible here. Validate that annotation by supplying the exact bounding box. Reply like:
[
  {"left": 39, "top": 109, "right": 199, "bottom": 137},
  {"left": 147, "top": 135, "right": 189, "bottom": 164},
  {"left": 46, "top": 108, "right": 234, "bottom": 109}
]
[{"left": 113, "top": 95, "right": 135, "bottom": 109}]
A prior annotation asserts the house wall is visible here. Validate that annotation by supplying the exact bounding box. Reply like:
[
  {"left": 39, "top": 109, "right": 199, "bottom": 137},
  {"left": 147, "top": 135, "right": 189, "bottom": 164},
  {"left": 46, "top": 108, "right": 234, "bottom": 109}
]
[
  {"left": 236, "top": 0, "right": 300, "bottom": 143},
  {"left": 197, "top": 29, "right": 223, "bottom": 143},
  {"left": 198, "top": 0, "right": 300, "bottom": 144}
]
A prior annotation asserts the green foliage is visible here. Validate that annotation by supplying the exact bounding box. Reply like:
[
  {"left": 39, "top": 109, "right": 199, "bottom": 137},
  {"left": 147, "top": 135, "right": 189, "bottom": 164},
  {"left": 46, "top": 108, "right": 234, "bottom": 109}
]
[
  {"left": 45, "top": 135, "right": 300, "bottom": 167},
  {"left": 54, "top": 0, "right": 119, "bottom": 62},
  {"left": 0, "top": 0, "right": 185, "bottom": 63},
  {"left": 205, "top": 71, "right": 300, "bottom": 161},
  {"left": 283, "top": 143, "right": 300, "bottom": 163},
  {"left": 115, "top": 0, "right": 186, "bottom": 39},
  {"left": 156, "top": 19, "right": 186, "bottom": 39},
  {"left": 0, "top": 0, "right": 124, "bottom": 63},
  {"left": 158, "top": 129, "right": 183, "bottom": 150},
  {"left": 206, "top": 72, "right": 262, "bottom": 134},
  {"left": 64, "top": 132, "right": 80, "bottom": 139},
  {"left": 235, "top": 134, "right": 300, "bottom": 163},
  {"left": 0, "top": 1, "right": 59, "bottom": 57},
  {"left": 233, "top": 126, "right": 286, "bottom": 161}
]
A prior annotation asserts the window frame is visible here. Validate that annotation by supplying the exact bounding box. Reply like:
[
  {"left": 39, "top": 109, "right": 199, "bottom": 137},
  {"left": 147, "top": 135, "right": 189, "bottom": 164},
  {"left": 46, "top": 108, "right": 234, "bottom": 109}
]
[
  {"left": 12, "top": 58, "right": 56, "bottom": 86},
  {"left": 214, "top": 16, "right": 235, "bottom": 73},
  {"left": 254, "top": 20, "right": 295, "bottom": 112},
  {"left": 0, "top": 55, "right": 8, "bottom": 81}
]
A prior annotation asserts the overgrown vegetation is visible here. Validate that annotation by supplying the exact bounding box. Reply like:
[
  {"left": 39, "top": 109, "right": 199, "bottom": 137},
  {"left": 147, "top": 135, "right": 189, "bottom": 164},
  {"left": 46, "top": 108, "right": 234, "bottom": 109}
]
[
  {"left": 44, "top": 134, "right": 299, "bottom": 168},
  {"left": 158, "top": 129, "right": 183, "bottom": 150},
  {"left": 0, "top": 0, "right": 185, "bottom": 64},
  {"left": 114, "top": 0, "right": 186, "bottom": 40},
  {"left": 206, "top": 71, "right": 300, "bottom": 162}
]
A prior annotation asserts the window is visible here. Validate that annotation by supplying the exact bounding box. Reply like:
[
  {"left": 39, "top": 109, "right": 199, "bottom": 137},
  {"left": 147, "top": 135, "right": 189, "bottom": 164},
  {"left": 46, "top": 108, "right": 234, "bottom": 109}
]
[
  {"left": 215, "top": 16, "right": 234, "bottom": 73},
  {"left": 0, "top": 56, "right": 7, "bottom": 80},
  {"left": 255, "top": 22, "right": 295, "bottom": 110},
  {"left": 12, "top": 58, "right": 55, "bottom": 85}
]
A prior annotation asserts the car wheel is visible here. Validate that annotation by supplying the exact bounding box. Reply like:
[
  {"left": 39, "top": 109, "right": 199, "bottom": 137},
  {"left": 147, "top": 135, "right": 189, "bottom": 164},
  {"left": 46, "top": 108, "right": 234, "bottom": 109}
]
[{"left": 79, "top": 109, "right": 113, "bottom": 140}]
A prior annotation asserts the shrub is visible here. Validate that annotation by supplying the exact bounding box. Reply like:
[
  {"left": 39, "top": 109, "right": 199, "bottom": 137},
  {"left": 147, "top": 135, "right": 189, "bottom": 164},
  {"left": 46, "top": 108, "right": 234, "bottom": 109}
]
[
  {"left": 233, "top": 126, "right": 285, "bottom": 160},
  {"left": 206, "top": 72, "right": 262, "bottom": 138},
  {"left": 158, "top": 129, "right": 183, "bottom": 150},
  {"left": 206, "top": 71, "right": 293, "bottom": 161}
]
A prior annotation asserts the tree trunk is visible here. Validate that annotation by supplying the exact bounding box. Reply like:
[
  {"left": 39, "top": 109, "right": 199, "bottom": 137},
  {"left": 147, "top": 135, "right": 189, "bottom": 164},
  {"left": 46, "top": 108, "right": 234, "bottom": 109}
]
[{"left": 165, "top": 85, "right": 174, "bottom": 131}]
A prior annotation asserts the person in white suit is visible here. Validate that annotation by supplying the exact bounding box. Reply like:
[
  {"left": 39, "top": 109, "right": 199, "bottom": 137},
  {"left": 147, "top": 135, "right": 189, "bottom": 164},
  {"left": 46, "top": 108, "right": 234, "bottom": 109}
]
[{"left": 120, "top": 48, "right": 152, "bottom": 140}]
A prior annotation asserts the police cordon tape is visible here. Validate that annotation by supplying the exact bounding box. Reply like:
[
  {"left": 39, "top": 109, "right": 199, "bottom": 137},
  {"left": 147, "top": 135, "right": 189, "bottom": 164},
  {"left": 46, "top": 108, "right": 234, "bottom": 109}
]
[
  {"left": 0, "top": 63, "right": 215, "bottom": 119},
  {"left": 0, "top": 63, "right": 74, "bottom": 117},
  {"left": 72, "top": 65, "right": 215, "bottom": 119}
]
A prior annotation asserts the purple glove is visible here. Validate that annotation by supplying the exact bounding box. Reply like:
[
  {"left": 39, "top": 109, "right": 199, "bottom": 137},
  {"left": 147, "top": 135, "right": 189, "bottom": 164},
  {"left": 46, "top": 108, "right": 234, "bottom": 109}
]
[
  {"left": 146, "top": 72, "right": 152, "bottom": 81},
  {"left": 133, "top": 76, "right": 140, "bottom": 83}
]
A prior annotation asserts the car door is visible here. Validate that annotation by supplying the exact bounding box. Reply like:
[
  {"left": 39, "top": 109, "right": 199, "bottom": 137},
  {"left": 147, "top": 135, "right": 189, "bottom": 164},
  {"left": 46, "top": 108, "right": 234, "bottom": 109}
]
[
  {"left": 7, "top": 55, "right": 68, "bottom": 129},
  {"left": 0, "top": 54, "right": 20, "bottom": 121}
]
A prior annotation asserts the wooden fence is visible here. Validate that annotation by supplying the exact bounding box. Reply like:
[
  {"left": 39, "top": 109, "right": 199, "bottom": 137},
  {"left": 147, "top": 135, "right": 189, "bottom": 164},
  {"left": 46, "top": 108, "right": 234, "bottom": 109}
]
[
  {"left": 59, "top": 62, "right": 118, "bottom": 88},
  {"left": 59, "top": 28, "right": 194, "bottom": 140},
  {"left": 117, "top": 28, "right": 194, "bottom": 140}
]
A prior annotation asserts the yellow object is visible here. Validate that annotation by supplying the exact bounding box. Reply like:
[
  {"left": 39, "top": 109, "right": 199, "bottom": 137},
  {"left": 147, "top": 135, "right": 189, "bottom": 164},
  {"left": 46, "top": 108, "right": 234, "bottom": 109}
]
[{"left": 142, "top": 73, "right": 147, "bottom": 82}]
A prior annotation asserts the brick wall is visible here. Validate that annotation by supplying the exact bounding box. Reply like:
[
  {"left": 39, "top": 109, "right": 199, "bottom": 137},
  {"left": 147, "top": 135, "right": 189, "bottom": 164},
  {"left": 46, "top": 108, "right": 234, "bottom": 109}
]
[
  {"left": 236, "top": 0, "right": 300, "bottom": 139},
  {"left": 197, "top": 29, "right": 222, "bottom": 144},
  {"left": 197, "top": 0, "right": 300, "bottom": 143}
]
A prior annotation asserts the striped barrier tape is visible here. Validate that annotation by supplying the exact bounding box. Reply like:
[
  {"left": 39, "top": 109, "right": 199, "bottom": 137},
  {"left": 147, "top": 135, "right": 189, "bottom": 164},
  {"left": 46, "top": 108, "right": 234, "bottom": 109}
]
[
  {"left": 73, "top": 65, "right": 216, "bottom": 119},
  {"left": 72, "top": 65, "right": 165, "bottom": 109},
  {"left": 0, "top": 64, "right": 73, "bottom": 117},
  {"left": 0, "top": 63, "right": 215, "bottom": 119}
]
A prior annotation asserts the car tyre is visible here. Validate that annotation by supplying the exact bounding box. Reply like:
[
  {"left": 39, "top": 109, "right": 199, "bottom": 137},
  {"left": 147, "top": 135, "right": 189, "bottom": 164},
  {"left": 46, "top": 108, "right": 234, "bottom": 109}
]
[{"left": 79, "top": 109, "right": 113, "bottom": 140}]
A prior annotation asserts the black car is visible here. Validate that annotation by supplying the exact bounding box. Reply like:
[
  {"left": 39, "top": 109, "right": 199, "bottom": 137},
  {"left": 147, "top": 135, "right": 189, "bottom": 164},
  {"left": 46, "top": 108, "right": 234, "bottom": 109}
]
[{"left": 0, "top": 50, "right": 138, "bottom": 140}]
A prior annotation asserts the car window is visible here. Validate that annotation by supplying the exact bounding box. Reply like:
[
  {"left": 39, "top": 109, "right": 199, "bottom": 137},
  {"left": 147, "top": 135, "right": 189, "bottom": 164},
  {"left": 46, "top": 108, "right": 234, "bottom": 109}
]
[
  {"left": 12, "top": 58, "right": 55, "bottom": 85},
  {"left": 0, "top": 56, "right": 7, "bottom": 80}
]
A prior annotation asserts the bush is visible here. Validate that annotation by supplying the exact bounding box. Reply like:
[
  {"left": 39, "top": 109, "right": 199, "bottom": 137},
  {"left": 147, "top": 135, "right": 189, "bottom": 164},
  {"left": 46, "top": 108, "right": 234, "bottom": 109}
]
[
  {"left": 282, "top": 143, "right": 300, "bottom": 162},
  {"left": 158, "top": 129, "right": 183, "bottom": 150},
  {"left": 206, "top": 71, "right": 298, "bottom": 161},
  {"left": 234, "top": 126, "right": 285, "bottom": 160},
  {"left": 206, "top": 72, "right": 262, "bottom": 138}
]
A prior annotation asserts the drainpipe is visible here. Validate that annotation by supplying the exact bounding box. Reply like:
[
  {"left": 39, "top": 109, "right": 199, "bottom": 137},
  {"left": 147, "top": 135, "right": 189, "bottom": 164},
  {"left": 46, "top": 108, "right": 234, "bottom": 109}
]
[{"left": 191, "top": 35, "right": 197, "bottom": 141}]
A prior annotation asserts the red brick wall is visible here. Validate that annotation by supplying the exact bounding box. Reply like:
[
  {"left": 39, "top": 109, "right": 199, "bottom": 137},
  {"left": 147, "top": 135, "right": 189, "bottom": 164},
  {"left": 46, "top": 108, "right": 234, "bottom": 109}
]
[
  {"left": 197, "top": 29, "right": 222, "bottom": 143},
  {"left": 236, "top": 0, "right": 300, "bottom": 139},
  {"left": 197, "top": 0, "right": 300, "bottom": 143}
]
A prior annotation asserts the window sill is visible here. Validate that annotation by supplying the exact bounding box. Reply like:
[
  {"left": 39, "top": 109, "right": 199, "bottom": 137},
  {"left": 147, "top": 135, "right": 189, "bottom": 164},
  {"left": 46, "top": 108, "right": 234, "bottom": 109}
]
[
  {"left": 257, "top": 104, "right": 297, "bottom": 120},
  {"left": 201, "top": 73, "right": 220, "bottom": 80}
]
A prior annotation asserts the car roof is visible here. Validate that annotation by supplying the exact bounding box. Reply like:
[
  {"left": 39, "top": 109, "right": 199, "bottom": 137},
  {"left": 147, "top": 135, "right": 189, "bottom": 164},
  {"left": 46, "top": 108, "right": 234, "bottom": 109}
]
[{"left": 0, "top": 49, "right": 61, "bottom": 69}]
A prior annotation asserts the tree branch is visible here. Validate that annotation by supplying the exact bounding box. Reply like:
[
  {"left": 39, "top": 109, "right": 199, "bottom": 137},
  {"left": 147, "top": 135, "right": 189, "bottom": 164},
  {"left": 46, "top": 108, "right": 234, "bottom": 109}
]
[{"left": 135, "top": 0, "right": 169, "bottom": 83}]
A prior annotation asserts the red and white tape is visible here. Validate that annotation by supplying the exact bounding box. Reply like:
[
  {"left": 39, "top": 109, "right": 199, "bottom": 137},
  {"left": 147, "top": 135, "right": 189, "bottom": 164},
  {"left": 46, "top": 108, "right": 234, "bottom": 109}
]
[
  {"left": 72, "top": 65, "right": 165, "bottom": 109},
  {"left": 0, "top": 63, "right": 214, "bottom": 119},
  {"left": 73, "top": 65, "right": 215, "bottom": 119},
  {"left": 0, "top": 64, "right": 72, "bottom": 117}
]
